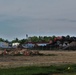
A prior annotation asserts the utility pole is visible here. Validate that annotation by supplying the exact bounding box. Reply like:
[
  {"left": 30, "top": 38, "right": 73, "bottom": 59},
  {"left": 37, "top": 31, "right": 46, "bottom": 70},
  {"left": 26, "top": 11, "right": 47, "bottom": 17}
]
[
  {"left": 26, "top": 34, "right": 29, "bottom": 50},
  {"left": 26, "top": 34, "right": 28, "bottom": 40}
]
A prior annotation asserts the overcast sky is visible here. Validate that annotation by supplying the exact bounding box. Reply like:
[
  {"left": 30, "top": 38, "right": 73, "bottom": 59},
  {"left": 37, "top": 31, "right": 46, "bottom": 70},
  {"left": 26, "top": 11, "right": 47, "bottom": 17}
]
[{"left": 0, "top": 0, "right": 76, "bottom": 40}]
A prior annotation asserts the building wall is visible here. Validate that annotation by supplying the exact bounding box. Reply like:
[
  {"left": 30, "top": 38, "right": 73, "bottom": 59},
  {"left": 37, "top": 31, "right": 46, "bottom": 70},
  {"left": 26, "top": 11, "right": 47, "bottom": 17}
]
[
  {"left": 12, "top": 43, "right": 20, "bottom": 47},
  {"left": 0, "top": 42, "right": 9, "bottom": 48}
]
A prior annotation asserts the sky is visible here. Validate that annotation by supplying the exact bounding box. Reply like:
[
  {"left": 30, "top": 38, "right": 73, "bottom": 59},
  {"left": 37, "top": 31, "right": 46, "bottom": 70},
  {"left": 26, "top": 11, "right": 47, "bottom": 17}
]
[{"left": 0, "top": 0, "right": 76, "bottom": 40}]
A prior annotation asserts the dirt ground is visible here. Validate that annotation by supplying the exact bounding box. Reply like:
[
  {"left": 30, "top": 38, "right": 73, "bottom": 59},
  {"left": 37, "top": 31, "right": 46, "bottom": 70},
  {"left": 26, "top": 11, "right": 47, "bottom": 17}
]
[{"left": 0, "top": 50, "right": 76, "bottom": 68}]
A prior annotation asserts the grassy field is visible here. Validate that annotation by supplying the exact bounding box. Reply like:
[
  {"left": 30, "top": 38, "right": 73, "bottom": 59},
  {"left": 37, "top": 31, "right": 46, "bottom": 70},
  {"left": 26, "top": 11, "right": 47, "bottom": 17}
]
[
  {"left": 0, "top": 50, "right": 76, "bottom": 75},
  {"left": 0, "top": 64, "right": 76, "bottom": 75},
  {"left": 0, "top": 50, "right": 76, "bottom": 68}
]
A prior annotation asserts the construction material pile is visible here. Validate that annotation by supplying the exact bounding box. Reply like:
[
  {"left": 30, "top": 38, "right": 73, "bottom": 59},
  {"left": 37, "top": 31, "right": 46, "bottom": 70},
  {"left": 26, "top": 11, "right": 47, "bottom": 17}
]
[{"left": 0, "top": 49, "right": 40, "bottom": 56}]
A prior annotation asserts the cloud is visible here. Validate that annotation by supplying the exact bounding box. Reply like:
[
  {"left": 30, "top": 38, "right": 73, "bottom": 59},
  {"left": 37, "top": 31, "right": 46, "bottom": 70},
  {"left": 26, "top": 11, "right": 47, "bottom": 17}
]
[
  {"left": 56, "top": 18, "right": 76, "bottom": 23},
  {"left": 0, "top": 0, "right": 76, "bottom": 40}
]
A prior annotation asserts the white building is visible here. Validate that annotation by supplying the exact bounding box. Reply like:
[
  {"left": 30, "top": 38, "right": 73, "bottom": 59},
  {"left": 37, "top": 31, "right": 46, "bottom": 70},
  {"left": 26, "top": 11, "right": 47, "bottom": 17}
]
[{"left": 12, "top": 42, "right": 20, "bottom": 48}]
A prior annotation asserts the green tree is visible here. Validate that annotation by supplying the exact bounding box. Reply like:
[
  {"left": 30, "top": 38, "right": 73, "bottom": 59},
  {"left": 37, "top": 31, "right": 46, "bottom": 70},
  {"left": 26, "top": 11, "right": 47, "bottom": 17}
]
[
  {"left": 5, "top": 39, "right": 9, "bottom": 43},
  {"left": 0, "top": 38, "right": 4, "bottom": 42},
  {"left": 11, "top": 38, "right": 19, "bottom": 43},
  {"left": 19, "top": 39, "right": 27, "bottom": 44},
  {"left": 43, "top": 36, "right": 51, "bottom": 42},
  {"left": 29, "top": 36, "right": 39, "bottom": 42}
]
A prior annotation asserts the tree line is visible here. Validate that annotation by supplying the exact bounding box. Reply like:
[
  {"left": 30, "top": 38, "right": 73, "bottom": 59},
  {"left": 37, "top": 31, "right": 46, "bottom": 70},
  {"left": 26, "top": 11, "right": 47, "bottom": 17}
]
[{"left": 0, "top": 35, "right": 76, "bottom": 44}]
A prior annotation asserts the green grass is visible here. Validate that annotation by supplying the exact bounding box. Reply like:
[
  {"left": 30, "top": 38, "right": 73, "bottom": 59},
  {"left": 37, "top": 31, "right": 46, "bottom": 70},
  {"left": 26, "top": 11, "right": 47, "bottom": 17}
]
[
  {"left": 63, "top": 73, "right": 76, "bottom": 75},
  {"left": 0, "top": 64, "right": 76, "bottom": 75}
]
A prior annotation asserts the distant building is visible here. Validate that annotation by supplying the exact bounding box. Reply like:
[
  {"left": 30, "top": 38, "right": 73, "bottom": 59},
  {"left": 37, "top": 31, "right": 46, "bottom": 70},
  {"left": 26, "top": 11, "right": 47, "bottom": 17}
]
[
  {"left": 22, "top": 42, "right": 35, "bottom": 49},
  {"left": 22, "top": 42, "right": 49, "bottom": 49},
  {"left": 0, "top": 42, "right": 9, "bottom": 48},
  {"left": 36, "top": 42, "right": 48, "bottom": 46},
  {"left": 12, "top": 42, "right": 20, "bottom": 48}
]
